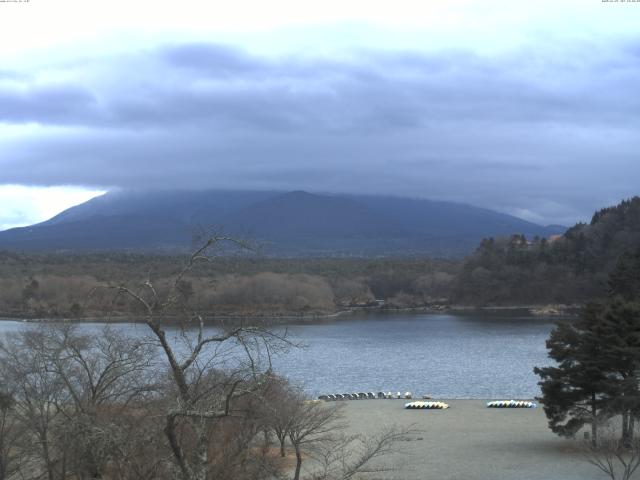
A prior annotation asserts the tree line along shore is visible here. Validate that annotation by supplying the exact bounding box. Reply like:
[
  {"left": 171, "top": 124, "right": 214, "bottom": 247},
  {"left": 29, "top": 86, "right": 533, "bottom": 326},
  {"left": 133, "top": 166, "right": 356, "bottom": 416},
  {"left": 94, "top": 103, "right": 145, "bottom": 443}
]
[{"left": 0, "top": 196, "right": 638, "bottom": 321}]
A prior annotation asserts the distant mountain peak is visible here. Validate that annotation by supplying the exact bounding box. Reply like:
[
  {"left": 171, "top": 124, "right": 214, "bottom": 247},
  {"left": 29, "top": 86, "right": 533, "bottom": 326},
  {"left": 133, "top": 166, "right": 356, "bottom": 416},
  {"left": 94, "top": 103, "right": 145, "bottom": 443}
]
[{"left": 0, "top": 189, "right": 565, "bottom": 257}]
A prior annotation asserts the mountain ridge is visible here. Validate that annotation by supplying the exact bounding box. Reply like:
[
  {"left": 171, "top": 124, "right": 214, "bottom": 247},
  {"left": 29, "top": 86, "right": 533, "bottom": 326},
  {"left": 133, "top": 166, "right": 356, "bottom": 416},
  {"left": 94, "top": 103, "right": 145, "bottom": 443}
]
[{"left": 0, "top": 189, "right": 565, "bottom": 256}]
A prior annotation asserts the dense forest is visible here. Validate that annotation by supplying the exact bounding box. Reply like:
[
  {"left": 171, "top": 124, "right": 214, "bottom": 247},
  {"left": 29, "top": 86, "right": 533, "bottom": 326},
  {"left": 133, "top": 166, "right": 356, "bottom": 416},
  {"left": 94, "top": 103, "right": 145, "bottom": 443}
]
[
  {"left": 455, "top": 197, "right": 640, "bottom": 305},
  {"left": 0, "top": 197, "right": 638, "bottom": 319}
]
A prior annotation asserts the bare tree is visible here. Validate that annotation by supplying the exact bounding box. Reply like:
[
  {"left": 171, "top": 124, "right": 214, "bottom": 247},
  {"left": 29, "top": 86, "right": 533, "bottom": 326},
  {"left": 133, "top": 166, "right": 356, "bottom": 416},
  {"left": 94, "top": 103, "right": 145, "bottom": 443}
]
[
  {"left": 0, "top": 329, "right": 69, "bottom": 480},
  {"left": 104, "top": 403, "right": 174, "bottom": 480},
  {"left": 287, "top": 400, "right": 345, "bottom": 480},
  {"left": 104, "top": 236, "right": 291, "bottom": 480},
  {"left": 204, "top": 374, "right": 282, "bottom": 480},
  {"left": 260, "top": 373, "right": 299, "bottom": 458},
  {"left": 46, "top": 324, "right": 158, "bottom": 479},
  {"left": 582, "top": 420, "right": 640, "bottom": 480},
  {"left": 285, "top": 398, "right": 417, "bottom": 480},
  {"left": 308, "top": 426, "right": 417, "bottom": 480},
  {"left": 0, "top": 323, "right": 160, "bottom": 480},
  {"left": 0, "top": 236, "right": 409, "bottom": 480},
  {"left": 0, "top": 391, "right": 24, "bottom": 480}
]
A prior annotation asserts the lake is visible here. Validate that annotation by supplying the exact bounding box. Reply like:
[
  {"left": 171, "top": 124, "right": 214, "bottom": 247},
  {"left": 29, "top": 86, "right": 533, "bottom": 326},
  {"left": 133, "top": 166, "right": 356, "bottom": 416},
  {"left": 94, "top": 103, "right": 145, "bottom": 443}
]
[{"left": 0, "top": 310, "right": 560, "bottom": 399}]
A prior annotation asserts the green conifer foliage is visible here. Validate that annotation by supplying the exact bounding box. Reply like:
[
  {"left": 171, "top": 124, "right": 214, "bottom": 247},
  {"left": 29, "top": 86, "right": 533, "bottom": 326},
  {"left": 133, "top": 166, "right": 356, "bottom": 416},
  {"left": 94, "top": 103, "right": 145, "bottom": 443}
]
[
  {"left": 534, "top": 304, "right": 612, "bottom": 444},
  {"left": 536, "top": 253, "right": 640, "bottom": 445}
]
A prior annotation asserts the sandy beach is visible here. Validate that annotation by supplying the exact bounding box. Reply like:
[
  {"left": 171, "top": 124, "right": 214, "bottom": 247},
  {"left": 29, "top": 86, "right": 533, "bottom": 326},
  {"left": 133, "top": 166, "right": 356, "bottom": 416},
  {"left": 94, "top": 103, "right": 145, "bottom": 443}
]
[{"left": 327, "top": 400, "right": 604, "bottom": 480}]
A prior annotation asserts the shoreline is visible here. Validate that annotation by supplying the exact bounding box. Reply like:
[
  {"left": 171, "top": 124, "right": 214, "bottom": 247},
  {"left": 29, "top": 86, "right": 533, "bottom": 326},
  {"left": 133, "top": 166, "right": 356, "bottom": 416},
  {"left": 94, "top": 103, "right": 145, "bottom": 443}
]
[{"left": 0, "top": 303, "right": 579, "bottom": 325}]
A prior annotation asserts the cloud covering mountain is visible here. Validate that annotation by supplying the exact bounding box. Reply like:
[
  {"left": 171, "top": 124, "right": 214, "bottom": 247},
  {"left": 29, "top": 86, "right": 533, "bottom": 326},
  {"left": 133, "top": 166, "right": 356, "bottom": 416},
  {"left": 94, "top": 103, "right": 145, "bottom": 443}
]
[
  {"left": 1, "top": 1, "right": 639, "bottom": 227},
  {"left": 0, "top": 190, "right": 566, "bottom": 256}
]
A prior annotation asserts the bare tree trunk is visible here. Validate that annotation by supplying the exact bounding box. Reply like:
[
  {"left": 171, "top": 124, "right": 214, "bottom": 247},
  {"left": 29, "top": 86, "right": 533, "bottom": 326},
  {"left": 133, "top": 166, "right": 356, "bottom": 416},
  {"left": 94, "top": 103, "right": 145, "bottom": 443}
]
[
  {"left": 293, "top": 444, "right": 302, "bottom": 480},
  {"left": 194, "top": 423, "right": 209, "bottom": 480},
  {"left": 591, "top": 394, "right": 598, "bottom": 447},
  {"left": 262, "top": 429, "right": 271, "bottom": 455},
  {"left": 623, "top": 411, "right": 631, "bottom": 448},
  {"left": 60, "top": 448, "right": 67, "bottom": 480},
  {"left": 165, "top": 415, "right": 191, "bottom": 480},
  {"left": 280, "top": 437, "right": 286, "bottom": 458},
  {"left": 41, "top": 431, "right": 55, "bottom": 480},
  {"left": 89, "top": 459, "right": 102, "bottom": 479}
]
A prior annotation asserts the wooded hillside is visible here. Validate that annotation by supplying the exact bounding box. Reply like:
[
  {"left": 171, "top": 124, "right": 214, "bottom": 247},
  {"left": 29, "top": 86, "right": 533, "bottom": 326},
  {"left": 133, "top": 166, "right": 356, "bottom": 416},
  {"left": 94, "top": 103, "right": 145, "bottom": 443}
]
[{"left": 455, "top": 197, "right": 640, "bottom": 305}]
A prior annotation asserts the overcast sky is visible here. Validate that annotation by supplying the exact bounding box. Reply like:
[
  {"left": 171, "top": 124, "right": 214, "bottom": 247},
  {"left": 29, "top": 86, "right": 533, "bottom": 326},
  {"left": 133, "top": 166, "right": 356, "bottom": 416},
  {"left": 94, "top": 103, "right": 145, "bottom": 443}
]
[{"left": 0, "top": 0, "right": 639, "bottom": 230}]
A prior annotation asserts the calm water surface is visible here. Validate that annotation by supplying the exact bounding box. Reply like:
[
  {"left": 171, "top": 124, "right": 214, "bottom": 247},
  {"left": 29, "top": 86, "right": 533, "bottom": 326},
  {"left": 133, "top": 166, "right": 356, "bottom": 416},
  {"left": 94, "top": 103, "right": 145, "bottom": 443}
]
[{"left": 0, "top": 311, "right": 559, "bottom": 399}]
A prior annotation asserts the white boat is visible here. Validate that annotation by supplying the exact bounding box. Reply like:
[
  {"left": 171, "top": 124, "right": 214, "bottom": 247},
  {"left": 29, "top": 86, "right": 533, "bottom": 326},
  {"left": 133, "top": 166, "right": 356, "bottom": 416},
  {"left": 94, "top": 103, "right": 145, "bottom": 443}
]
[
  {"left": 486, "top": 400, "right": 536, "bottom": 408},
  {"left": 404, "top": 401, "right": 449, "bottom": 410}
]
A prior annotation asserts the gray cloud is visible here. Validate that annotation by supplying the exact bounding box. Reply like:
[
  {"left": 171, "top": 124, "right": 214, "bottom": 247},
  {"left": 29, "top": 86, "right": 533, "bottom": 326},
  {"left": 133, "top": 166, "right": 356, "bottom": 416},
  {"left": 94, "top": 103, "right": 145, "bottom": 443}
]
[
  {"left": 161, "top": 43, "right": 269, "bottom": 76},
  {"left": 1, "top": 40, "right": 639, "bottom": 225},
  {"left": 0, "top": 84, "right": 97, "bottom": 124}
]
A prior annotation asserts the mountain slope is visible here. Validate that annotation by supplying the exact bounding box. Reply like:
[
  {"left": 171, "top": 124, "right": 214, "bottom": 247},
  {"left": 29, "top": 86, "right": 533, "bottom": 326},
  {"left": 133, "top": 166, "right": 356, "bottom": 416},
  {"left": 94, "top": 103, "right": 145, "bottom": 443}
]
[
  {"left": 353, "top": 195, "right": 564, "bottom": 237},
  {"left": 0, "top": 189, "right": 564, "bottom": 256},
  {"left": 455, "top": 196, "right": 640, "bottom": 304}
]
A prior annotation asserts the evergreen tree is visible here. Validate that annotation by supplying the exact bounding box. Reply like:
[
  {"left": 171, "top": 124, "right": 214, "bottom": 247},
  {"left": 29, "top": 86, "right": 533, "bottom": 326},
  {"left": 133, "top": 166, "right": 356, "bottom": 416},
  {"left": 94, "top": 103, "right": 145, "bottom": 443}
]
[
  {"left": 608, "top": 248, "right": 640, "bottom": 302},
  {"left": 591, "top": 299, "right": 640, "bottom": 446},
  {"left": 534, "top": 303, "right": 612, "bottom": 445},
  {"left": 536, "top": 253, "right": 640, "bottom": 445}
]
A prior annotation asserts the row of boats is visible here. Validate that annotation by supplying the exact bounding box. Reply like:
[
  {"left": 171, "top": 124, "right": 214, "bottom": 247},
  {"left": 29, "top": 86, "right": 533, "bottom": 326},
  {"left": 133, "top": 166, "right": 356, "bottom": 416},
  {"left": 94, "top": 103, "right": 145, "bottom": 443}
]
[
  {"left": 486, "top": 400, "right": 537, "bottom": 408},
  {"left": 405, "top": 400, "right": 536, "bottom": 409},
  {"left": 318, "top": 391, "right": 419, "bottom": 401},
  {"left": 317, "top": 392, "right": 536, "bottom": 409},
  {"left": 405, "top": 401, "right": 449, "bottom": 409}
]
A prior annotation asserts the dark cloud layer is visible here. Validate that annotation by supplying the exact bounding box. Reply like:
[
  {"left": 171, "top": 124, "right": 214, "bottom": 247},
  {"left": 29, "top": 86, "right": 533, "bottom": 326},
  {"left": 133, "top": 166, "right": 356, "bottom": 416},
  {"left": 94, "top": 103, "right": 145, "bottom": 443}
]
[{"left": 1, "top": 41, "right": 639, "bottom": 225}]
